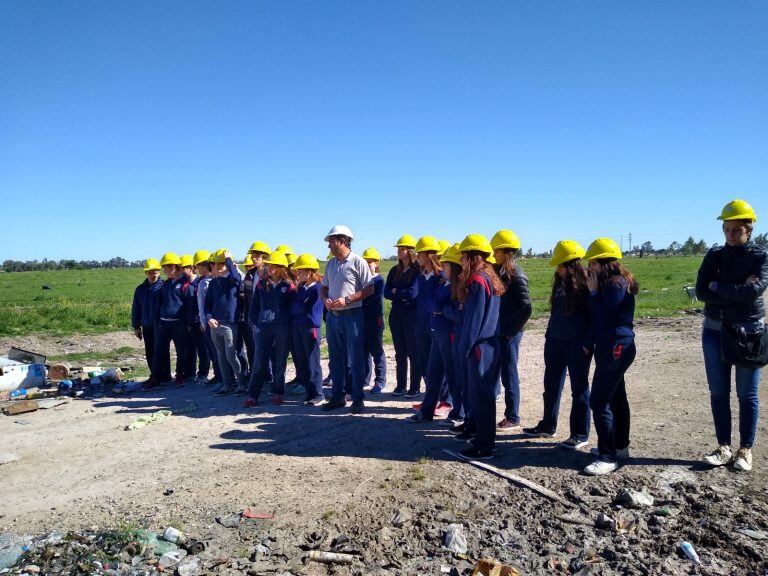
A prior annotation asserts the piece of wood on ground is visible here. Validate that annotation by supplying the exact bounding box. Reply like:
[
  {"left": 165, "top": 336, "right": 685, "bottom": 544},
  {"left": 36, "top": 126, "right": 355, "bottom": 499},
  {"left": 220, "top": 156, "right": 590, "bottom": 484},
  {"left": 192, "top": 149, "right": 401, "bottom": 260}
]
[
  {"left": 443, "top": 449, "right": 572, "bottom": 506},
  {"left": 308, "top": 551, "right": 355, "bottom": 564},
  {"left": 4, "top": 400, "right": 39, "bottom": 415},
  {"left": 37, "top": 398, "right": 70, "bottom": 410},
  {"left": 471, "top": 558, "right": 521, "bottom": 576}
]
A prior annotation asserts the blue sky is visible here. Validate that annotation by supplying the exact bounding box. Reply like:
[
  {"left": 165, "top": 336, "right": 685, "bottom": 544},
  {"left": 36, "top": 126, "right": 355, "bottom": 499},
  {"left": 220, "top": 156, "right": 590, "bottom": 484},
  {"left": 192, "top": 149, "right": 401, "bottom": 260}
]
[{"left": 1, "top": 1, "right": 766, "bottom": 261}]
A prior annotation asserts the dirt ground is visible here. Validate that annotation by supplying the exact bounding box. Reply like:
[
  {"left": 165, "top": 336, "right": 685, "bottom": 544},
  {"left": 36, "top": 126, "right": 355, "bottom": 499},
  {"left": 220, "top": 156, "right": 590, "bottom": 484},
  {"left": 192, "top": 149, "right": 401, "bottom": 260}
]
[{"left": 2, "top": 315, "right": 767, "bottom": 575}]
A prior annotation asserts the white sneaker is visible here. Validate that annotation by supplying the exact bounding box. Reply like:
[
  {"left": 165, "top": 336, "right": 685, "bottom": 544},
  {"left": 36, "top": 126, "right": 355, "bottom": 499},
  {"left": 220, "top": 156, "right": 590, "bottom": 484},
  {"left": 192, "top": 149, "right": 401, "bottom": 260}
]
[
  {"left": 703, "top": 445, "right": 733, "bottom": 467},
  {"left": 732, "top": 447, "right": 752, "bottom": 472},
  {"left": 583, "top": 459, "right": 619, "bottom": 476},
  {"left": 590, "top": 447, "right": 630, "bottom": 460}
]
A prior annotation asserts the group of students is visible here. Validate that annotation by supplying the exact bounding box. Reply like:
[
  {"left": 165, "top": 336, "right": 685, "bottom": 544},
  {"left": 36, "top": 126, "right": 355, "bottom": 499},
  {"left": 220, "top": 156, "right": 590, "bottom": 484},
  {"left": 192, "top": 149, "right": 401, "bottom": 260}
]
[{"left": 131, "top": 198, "right": 765, "bottom": 476}]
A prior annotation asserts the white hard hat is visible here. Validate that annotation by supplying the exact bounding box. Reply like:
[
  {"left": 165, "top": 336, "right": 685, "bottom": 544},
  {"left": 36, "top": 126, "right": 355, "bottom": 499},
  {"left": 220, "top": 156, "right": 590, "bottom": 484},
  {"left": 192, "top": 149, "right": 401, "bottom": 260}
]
[{"left": 324, "top": 224, "right": 354, "bottom": 242}]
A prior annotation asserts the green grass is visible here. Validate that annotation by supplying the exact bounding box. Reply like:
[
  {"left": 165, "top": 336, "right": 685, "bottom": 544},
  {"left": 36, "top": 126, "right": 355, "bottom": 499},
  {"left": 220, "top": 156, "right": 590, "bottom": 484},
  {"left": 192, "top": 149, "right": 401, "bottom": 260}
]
[{"left": 0, "top": 256, "right": 703, "bottom": 337}]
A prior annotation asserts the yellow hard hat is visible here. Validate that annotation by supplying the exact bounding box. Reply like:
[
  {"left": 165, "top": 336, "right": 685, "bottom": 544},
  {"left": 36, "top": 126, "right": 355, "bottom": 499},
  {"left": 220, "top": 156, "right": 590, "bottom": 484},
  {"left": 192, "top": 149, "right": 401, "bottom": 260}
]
[
  {"left": 243, "top": 253, "right": 255, "bottom": 267},
  {"left": 584, "top": 238, "right": 622, "bottom": 261},
  {"left": 265, "top": 250, "right": 288, "bottom": 267},
  {"left": 415, "top": 235, "right": 441, "bottom": 253},
  {"left": 275, "top": 244, "right": 294, "bottom": 256},
  {"left": 459, "top": 234, "right": 493, "bottom": 256},
  {"left": 179, "top": 254, "right": 194, "bottom": 268},
  {"left": 440, "top": 244, "right": 462, "bottom": 266},
  {"left": 362, "top": 247, "right": 381, "bottom": 261},
  {"left": 211, "top": 249, "right": 228, "bottom": 264},
  {"left": 159, "top": 252, "right": 182, "bottom": 266},
  {"left": 143, "top": 258, "right": 161, "bottom": 272},
  {"left": 294, "top": 253, "right": 320, "bottom": 270},
  {"left": 192, "top": 250, "right": 212, "bottom": 266},
  {"left": 717, "top": 199, "right": 757, "bottom": 222},
  {"left": 437, "top": 240, "right": 451, "bottom": 256},
  {"left": 394, "top": 234, "right": 417, "bottom": 249},
  {"left": 549, "top": 240, "right": 586, "bottom": 267},
  {"left": 249, "top": 240, "right": 272, "bottom": 255},
  {"left": 491, "top": 230, "right": 521, "bottom": 251},
  {"left": 286, "top": 253, "right": 298, "bottom": 266}
]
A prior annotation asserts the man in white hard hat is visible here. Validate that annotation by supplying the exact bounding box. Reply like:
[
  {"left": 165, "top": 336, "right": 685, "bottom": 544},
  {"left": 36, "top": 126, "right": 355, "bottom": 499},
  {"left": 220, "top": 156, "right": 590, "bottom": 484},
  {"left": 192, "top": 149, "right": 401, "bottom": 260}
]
[{"left": 321, "top": 225, "right": 374, "bottom": 413}]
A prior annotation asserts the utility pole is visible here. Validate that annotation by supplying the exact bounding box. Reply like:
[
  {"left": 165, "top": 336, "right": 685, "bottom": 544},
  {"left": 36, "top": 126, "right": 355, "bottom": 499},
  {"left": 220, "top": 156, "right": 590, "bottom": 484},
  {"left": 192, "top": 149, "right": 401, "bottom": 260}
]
[{"left": 628, "top": 233, "right": 632, "bottom": 253}]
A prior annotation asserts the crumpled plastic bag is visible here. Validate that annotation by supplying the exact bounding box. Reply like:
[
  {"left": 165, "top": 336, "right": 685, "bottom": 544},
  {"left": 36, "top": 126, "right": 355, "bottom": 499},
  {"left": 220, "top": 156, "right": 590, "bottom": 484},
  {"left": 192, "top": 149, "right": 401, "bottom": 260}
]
[
  {"left": 126, "top": 409, "right": 172, "bottom": 430},
  {"left": 443, "top": 523, "right": 468, "bottom": 554}
]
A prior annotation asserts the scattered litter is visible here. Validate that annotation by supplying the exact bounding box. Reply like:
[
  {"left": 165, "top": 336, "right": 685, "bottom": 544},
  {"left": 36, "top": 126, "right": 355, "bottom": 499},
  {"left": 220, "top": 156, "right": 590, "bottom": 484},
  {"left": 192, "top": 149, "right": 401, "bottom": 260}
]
[
  {"left": 163, "top": 527, "right": 185, "bottom": 544},
  {"left": 736, "top": 528, "right": 768, "bottom": 540},
  {"left": 174, "top": 401, "right": 197, "bottom": 414},
  {"left": 679, "top": 541, "right": 701, "bottom": 564},
  {"left": 0, "top": 453, "right": 20, "bottom": 465},
  {"left": 595, "top": 513, "right": 616, "bottom": 531},
  {"left": 242, "top": 508, "right": 275, "bottom": 520},
  {"left": 4, "top": 400, "right": 39, "bottom": 416},
  {"left": 176, "top": 555, "right": 201, "bottom": 576},
  {"left": 216, "top": 514, "right": 241, "bottom": 528},
  {"left": 163, "top": 487, "right": 174, "bottom": 496},
  {"left": 615, "top": 510, "right": 638, "bottom": 533},
  {"left": 444, "top": 448, "right": 571, "bottom": 505},
  {"left": 158, "top": 548, "right": 187, "bottom": 569},
  {"left": 443, "top": 523, "right": 468, "bottom": 554},
  {"left": 653, "top": 507, "right": 673, "bottom": 517},
  {"left": 0, "top": 534, "right": 30, "bottom": 570},
  {"left": 135, "top": 529, "right": 178, "bottom": 556},
  {"left": 308, "top": 550, "right": 355, "bottom": 565},
  {"left": 112, "top": 381, "right": 141, "bottom": 395},
  {"left": 36, "top": 398, "right": 70, "bottom": 410},
  {"left": 13, "top": 418, "right": 32, "bottom": 425},
  {"left": 184, "top": 540, "right": 206, "bottom": 555},
  {"left": 0, "top": 348, "right": 47, "bottom": 392},
  {"left": 391, "top": 507, "right": 412, "bottom": 527},
  {"left": 125, "top": 409, "right": 172, "bottom": 430},
  {"left": 614, "top": 488, "right": 655, "bottom": 508},
  {"left": 471, "top": 558, "right": 521, "bottom": 576}
]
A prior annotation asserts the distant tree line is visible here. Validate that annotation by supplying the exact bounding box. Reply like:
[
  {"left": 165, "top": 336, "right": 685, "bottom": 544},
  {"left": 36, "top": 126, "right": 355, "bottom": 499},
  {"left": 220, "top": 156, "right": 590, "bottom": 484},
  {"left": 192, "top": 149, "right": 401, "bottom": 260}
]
[
  {"left": 3, "top": 233, "right": 767, "bottom": 271},
  {"left": 1, "top": 257, "right": 144, "bottom": 272}
]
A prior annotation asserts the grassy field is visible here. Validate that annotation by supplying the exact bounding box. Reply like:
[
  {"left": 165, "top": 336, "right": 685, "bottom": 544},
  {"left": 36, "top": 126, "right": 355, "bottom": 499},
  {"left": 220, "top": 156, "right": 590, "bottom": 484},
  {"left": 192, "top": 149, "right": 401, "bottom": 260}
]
[{"left": 0, "top": 256, "right": 704, "bottom": 337}]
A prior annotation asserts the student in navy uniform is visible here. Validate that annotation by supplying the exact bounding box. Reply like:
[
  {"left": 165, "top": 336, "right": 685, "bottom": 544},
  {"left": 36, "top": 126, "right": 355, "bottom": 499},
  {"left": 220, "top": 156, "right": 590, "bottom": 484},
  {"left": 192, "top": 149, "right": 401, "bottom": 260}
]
[
  {"left": 453, "top": 234, "right": 505, "bottom": 459},
  {"left": 193, "top": 250, "right": 222, "bottom": 385},
  {"left": 582, "top": 238, "right": 638, "bottom": 476},
  {"left": 132, "top": 258, "right": 163, "bottom": 387},
  {"left": 385, "top": 235, "right": 421, "bottom": 396},
  {"left": 523, "top": 240, "right": 592, "bottom": 449},
  {"left": 441, "top": 244, "right": 467, "bottom": 429},
  {"left": 290, "top": 254, "right": 326, "bottom": 405},
  {"left": 180, "top": 254, "right": 206, "bottom": 383},
  {"left": 490, "top": 230, "right": 532, "bottom": 431},
  {"left": 246, "top": 241, "right": 274, "bottom": 386},
  {"left": 152, "top": 252, "right": 191, "bottom": 387},
  {"left": 362, "top": 247, "right": 387, "bottom": 394},
  {"left": 238, "top": 253, "right": 258, "bottom": 379},
  {"left": 245, "top": 251, "right": 296, "bottom": 406},
  {"left": 410, "top": 243, "right": 461, "bottom": 423},
  {"left": 204, "top": 249, "right": 245, "bottom": 395}
]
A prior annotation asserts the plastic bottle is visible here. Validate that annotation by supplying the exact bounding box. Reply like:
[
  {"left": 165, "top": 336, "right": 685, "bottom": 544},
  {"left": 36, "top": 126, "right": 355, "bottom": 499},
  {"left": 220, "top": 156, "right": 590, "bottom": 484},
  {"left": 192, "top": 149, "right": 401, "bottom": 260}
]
[
  {"left": 679, "top": 541, "right": 701, "bottom": 564},
  {"left": 163, "top": 527, "right": 186, "bottom": 544},
  {"left": 9, "top": 389, "right": 27, "bottom": 400}
]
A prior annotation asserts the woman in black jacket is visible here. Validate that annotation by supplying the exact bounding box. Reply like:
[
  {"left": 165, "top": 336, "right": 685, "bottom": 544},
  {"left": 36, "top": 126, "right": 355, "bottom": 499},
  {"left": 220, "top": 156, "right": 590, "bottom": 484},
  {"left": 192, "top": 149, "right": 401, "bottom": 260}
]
[
  {"left": 696, "top": 199, "right": 767, "bottom": 472},
  {"left": 490, "top": 230, "right": 532, "bottom": 431}
]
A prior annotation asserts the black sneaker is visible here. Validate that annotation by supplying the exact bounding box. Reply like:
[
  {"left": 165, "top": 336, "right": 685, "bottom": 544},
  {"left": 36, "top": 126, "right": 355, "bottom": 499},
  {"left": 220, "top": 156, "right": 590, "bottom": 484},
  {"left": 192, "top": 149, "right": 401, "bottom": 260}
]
[
  {"left": 391, "top": 387, "right": 407, "bottom": 396},
  {"left": 522, "top": 423, "right": 555, "bottom": 438},
  {"left": 407, "top": 412, "right": 431, "bottom": 424},
  {"left": 453, "top": 430, "right": 476, "bottom": 443},
  {"left": 350, "top": 400, "right": 365, "bottom": 414},
  {"left": 321, "top": 399, "right": 347, "bottom": 411},
  {"left": 450, "top": 422, "right": 467, "bottom": 434},
  {"left": 459, "top": 446, "right": 494, "bottom": 460},
  {"left": 404, "top": 389, "right": 421, "bottom": 399}
]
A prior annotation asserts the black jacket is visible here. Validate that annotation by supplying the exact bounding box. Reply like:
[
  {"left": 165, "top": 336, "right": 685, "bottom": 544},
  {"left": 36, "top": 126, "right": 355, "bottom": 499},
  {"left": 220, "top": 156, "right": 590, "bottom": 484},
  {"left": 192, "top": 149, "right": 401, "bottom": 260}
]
[
  {"left": 695, "top": 241, "right": 768, "bottom": 324},
  {"left": 498, "top": 263, "right": 532, "bottom": 337}
]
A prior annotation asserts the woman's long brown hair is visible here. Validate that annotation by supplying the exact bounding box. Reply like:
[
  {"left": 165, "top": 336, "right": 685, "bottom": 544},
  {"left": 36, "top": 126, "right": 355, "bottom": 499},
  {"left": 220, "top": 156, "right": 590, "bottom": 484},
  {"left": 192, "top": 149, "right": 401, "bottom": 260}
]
[
  {"left": 420, "top": 252, "right": 442, "bottom": 276},
  {"left": 595, "top": 259, "right": 639, "bottom": 295},
  {"left": 447, "top": 262, "right": 463, "bottom": 302},
  {"left": 394, "top": 249, "right": 420, "bottom": 282},
  {"left": 550, "top": 259, "right": 589, "bottom": 315},
  {"left": 494, "top": 249, "right": 518, "bottom": 280},
  {"left": 456, "top": 253, "right": 506, "bottom": 303},
  {"left": 267, "top": 266, "right": 295, "bottom": 289}
]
